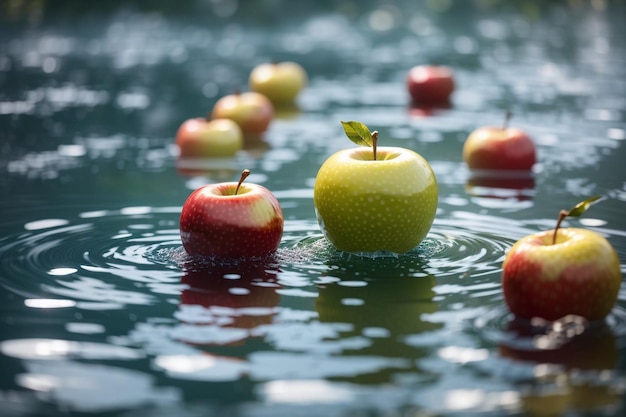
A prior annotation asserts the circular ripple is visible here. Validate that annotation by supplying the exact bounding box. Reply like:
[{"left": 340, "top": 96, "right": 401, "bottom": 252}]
[
  {"left": 0, "top": 206, "right": 184, "bottom": 307},
  {"left": 279, "top": 212, "right": 532, "bottom": 286}
]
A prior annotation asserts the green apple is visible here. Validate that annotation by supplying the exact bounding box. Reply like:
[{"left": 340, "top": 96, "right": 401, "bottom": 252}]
[
  {"left": 249, "top": 61, "right": 307, "bottom": 106},
  {"left": 175, "top": 117, "right": 243, "bottom": 158},
  {"left": 313, "top": 121, "right": 438, "bottom": 254},
  {"left": 502, "top": 196, "right": 622, "bottom": 321}
]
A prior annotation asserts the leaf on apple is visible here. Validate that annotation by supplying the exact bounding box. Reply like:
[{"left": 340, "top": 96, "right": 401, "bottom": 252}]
[
  {"left": 567, "top": 195, "right": 601, "bottom": 218},
  {"left": 552, "top": 195, "right": 602, "bottom": 244},
  {"left": 341, "top": 121, "right": 373, "bottom": 147}
]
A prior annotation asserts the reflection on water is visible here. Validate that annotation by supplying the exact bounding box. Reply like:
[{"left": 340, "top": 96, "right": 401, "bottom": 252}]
[{"left": 1, "top": 1, "right": 626, "bottom": 416}]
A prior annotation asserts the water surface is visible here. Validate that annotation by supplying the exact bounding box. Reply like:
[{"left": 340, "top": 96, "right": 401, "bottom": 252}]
[{"left": 1, "top": 2, "right": 625, "bottom": 416}]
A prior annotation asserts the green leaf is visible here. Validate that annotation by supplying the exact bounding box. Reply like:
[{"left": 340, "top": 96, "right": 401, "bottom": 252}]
[
  {"left": 567, "top": 195, "right": 602, "bottom": 218},
  {"left": 341, "top": 121, "right": 373, "bottom": 147}
]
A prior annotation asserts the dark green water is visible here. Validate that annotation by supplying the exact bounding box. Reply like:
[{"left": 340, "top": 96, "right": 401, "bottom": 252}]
[{"left": 1, "top": 1, "right": 625, "bottom": 416}]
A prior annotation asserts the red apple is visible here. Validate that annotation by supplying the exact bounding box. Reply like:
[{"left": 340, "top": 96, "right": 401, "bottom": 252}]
[
  {"left": 463, "top": 113, "right": 536, "bottom": 171},
  {"left": 406, "top": 65, "right": 455, "bottom": 105},
  {"left": 502, "top": 197, "right": 622, "bottom": 321},
  {"left": 249, "top": 61, "right": 307, "bottom": 106},
  {"left": 179, "top": 169, "right": 284, "bottom": 259},
  {"left": 175, "top": 117, "right": 243, "bottom": 158},
  {"left": 211, "top": 91, "right": 274, "bottom": 138}
]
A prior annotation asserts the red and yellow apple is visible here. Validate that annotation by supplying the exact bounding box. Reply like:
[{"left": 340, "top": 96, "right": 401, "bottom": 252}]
[
  {"left": 313, "top": 121, "right": 438, "bottom": 254},
  {"left": 179, "top": 169, "right": 284, "bottom": 259},
  {"left": 502, "top": 197, "right": 621, "bottom": 321},
  {"left": 406, "top": 65, "right": 455, "bottom": 105},
  {"left": 249, "top": 61, "right": 307, "bottom": 106},
  {"left": 463, "top": 114, "right": 536, "bottom": 171},
  {"left": 211, "top": 91, "right": 274, "bottom": 138},
  {"left": 175, "top": 117, "right": 243, "bottom": 158}
]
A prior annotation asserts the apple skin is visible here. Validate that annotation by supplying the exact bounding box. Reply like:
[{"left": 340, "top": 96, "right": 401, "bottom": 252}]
[
  {"left": 313, "top": 146, "right": 438, "bottom": 254},
  {"left": 406, "top": 65, "right": 455, "bottom": 105},
  {"left": 502, "top": 228, "right": 621, "bottom": 321},
  {"left": 179, "top": 181, "right": 284, "bottom": 259},
  {"left": 249, "top": 61, "right": 307, "bottom": 106},
  {"left": 175, "top": 118, "right": 243, "bottom": 158},
  {"left": 211, "top": 91, "right": 274, "bottom": 138},
  {"left": 463, "top": 126, "right": 536, "bottom": 171}
]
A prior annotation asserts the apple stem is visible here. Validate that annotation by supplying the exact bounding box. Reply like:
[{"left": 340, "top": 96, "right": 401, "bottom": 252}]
[
  {"left": 235, "top": 169, "right": 250, "bottom": 195},
  {"left": 502, "top": 111, "right": 512, "bottom": 130},
  {"left": 372, "top": 131, "right": 379, "bottom": 161},
  {"left": 552, "top": 209, "right": 569, "bottom": 245}
]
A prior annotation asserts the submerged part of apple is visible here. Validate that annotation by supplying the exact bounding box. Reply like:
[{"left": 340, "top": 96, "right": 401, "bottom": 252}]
[{"left": 314, "top": 146, "right": 438, "bottom": 254}]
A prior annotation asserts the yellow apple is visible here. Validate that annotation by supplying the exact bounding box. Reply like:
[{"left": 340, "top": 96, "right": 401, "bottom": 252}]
[
  {"left": 249, "top": 61, "right": 307, "bottom": 106},
  {"left": 313, "top": 121, "right": 438, "bottom": 254}
]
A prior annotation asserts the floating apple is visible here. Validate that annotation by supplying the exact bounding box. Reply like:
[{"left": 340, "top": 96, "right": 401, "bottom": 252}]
[
  {"left": 502, "top": 196, "right": 621, "bottom": 321},
  {"left": 406, "top": 65, "right": 455, "bottom": 105},
  {"left": 463, "top": 112, "right": 536, "bottom": 171},
  {"left": 249, "top": 61, "right": 307, "bottom": 106},
  {"left": 179, "top": 169, "right": 284, "bottom": 259},
  {"left": 313, "top": 121, "right": 438, "bottom": 254},
  {"left": 175, "top": 117, "right": 243, "bottom": 158},
  {"left": 211, "top": 91, "right": 274, "bottom": 138}
]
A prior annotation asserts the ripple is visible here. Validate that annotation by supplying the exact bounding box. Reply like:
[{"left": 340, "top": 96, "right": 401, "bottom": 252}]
[
  {"left": 0, "top": 206, "right": 183, "bottom": 308},
  {"left": 279, "top": 212, "right": 530, "bottom": 283}
]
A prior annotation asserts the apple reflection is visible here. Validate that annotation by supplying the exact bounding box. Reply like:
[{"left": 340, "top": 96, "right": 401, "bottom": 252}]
[
  {"left": 272, "top": 103, "right": 302, "bottom": 121},
  {"left": 499, "top": 315, "right": 621, "bottom": 415},
  {"left": 315, "top": 255, "right": 442, "bottom": 384},
  {"left": 465, "top": 171, "right": 535, "bottom": 202},
  {"left": 177, "top": 259, "right": 282, "bottom": 345},
  {"left": 175, "top": 155, "right": 240, "bottom": 180},
  {"left": 407, "top": 101, "right": 451, "bottom": 119}
]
